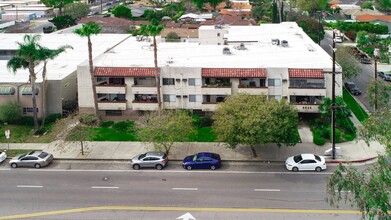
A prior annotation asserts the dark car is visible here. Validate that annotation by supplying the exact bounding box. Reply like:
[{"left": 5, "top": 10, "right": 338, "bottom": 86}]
[
  {"left": 43, "top": 26, "right": 55, "bottom": 34},
  {"left": 344, "top": 82, "right": 362, "bottom": 96},
  {"left": 182, "top": 152, "right": 221, "bottom": 170},
  {"left": 360, "top": 56, "right": 372, "bottom": 64}
]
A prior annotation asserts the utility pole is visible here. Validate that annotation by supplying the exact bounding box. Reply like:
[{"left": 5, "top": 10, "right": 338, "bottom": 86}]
[
  {"left": 374, "top": 48, "right": 380, "bottom": 112},
  {"left": 331, "top": 30, "right": 337, "bottom": 160}
]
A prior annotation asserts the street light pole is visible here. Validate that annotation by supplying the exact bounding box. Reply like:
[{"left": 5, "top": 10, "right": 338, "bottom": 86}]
[{"left": 332, "top": 30, "right": 337, "bottom": 160}]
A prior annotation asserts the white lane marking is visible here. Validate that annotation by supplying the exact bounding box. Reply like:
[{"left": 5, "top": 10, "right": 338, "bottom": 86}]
[
  {"left": 172, "top": 188, "right": 198, "bottom": 191},
  {"left": 28, "top": 169, "right": 334, "bottom": 175},
  {"left": 91, "top": 186, "right": 119, "bottom": 189},
  {"left": 17, "top": 185, "right": 43, "bottom": 188},
  {"left": 0, "top": 168, "right": 11, "bottom": 171},
  {"left": 254, "top": 189, "right": 281, "bottom": 192}
]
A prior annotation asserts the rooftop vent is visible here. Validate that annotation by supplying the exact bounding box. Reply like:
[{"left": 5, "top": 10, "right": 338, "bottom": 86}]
[
  {"left": 234, "top": 43, "right": 247, "bottom": 50},
  {"left": 215, "top": 24, "right": 222, "bottom": 29},
  {"left": 271, "top": 39, "right": 280, "bottom": 45},
  {"left": 166, "top": 57, "right": 174, "bottom": 64},
  {"left": 281, "top": 40, "right": 288, "bottom": 47},
  {"left": 223, "top": 47, "right": 231, "bottom": 55}
]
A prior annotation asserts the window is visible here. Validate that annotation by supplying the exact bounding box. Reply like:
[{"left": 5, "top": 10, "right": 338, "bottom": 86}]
[
  {"left": 163, "top": 94, "right": 176, "bottom": 102},
  {"left": 23, "top": 107, "right": 38, "bottom": 114},
  {"left": 268, "top": 79, "right": 281, "bottom": 87},
  {"left": 188, "top": 78, "right": 201, "bottom": 86},
  {"left": 217, "top": 33, "right": 220, "bottom": 37},
  {"left": 189, "top": 95, "right": 201, "bottom": 102},
  {"left": 163, "top": 78, "right": 175, "bottom": 85},
  {"left": 0, "top": 86, "right": 15, "bottom": 95}
]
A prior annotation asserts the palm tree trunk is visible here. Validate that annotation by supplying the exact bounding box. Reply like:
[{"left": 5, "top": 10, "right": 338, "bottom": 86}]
[
  {"left": 153, "top": 36, "right": 162, "bottom": 112},
  {"left": 29, "top": 62, "right": 39, "bottom": 131},
  {"left": 250, "top": 145, "right": 257, "bottom": 158},
  {"left": 40, "top": 61, "right": 48, "bottom": 129},
  {"left": 88, "top": 36, "right": 101, "bottom": 123}
]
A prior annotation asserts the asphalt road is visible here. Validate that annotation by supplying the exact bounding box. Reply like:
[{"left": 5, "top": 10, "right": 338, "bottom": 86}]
[
  {"left": 321, "top": 31, "right": 373, "bottom": 111},
  {"left": 0, "top": 160, "right": 364, "bottom": 220}
]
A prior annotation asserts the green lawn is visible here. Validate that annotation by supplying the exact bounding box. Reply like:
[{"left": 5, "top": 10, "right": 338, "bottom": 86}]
[
  {"left": 343, "top": 87, "right": 369, "bottom": 123},
  {"left": 0, "top": 149, "right": 36, "bottom": 157},
  {"left": 0, "top": 125, "right": 53, "bottom": 143}
]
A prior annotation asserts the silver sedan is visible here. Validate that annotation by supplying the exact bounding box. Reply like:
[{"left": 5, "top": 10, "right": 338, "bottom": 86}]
[{"left": 9, "top": 151, "right": 53, "bottom": 169}]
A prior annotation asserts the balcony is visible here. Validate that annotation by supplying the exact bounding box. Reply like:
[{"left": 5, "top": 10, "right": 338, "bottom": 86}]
[
  {"left": 96, "top": 84, "right": 126, "bottom": 94},
  {"left": 201, "top": 86, "right": 232, "bottom": 95},
  {"left": 201, "top": 102, "right": 219, "bottom": 111},
  {"left": 289, "top": 87, "right": 326, "bottom": 96},
  {"left": 131, "top": 85, "right": 158, "bottom": 94},
  {"left": 97, "top": 100, "right": 127, "bottom": 110},
  {"left": 132, "top": 100, "right": 159, "bottom": 110},
  {"left": 238, "top": 85, "right": 268, "bottom": 95}
]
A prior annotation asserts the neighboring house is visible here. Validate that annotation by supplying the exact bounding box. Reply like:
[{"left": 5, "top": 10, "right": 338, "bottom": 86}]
[
  {"left": 355, "top": 14, "right": 391, "bottom": 32},
  {"left": 178, "top": 13, "right": 213, "bottom": 22},
  {"left": 3, "top": 6, "right": 54, "bottom": 17},
  {"left": 79, "top": 17, "right": 138, "bottom": 34},
  {"left": 77, "top": 22, "right": 343, "bottom": 118},
  {"left": 0, "top": 33, "right": 130, "bottom": 117},
  {"left": 201, "top": 14, "right": 256, "bottom": 26},
  {"left": 220, "top": 4, "right": 252, "bottom": 18},
  {"left": 160, "top": 28, "right": 199, "bottom": 42},
  {"left": 130, "top": 4, "right": 154, "bottom": 18},
  {"left": 341, "top": 9, "right": 384, "bottom": 20}
]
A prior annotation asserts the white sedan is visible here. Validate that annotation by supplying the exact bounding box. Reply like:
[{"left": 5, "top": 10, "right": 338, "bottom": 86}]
[
  {"left": 0, "top": 151, "right": 7, "bottom": 163},
  {"left": 285, "top": 153, "right": 326, "bottom": 172}
]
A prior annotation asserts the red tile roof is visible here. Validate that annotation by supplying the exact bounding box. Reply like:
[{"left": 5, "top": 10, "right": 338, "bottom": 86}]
[
  {"left": 95, "top": 67, "right": 158, "bottom": 77},
  {"left": 289, "top": 69, "right": 324, "bottom": 78},
  {"left": 355, "top": 14, "right": 391, "bottom": 22},
  {"left": 202, "top": 68, "right": 266, "bottom": 78}
]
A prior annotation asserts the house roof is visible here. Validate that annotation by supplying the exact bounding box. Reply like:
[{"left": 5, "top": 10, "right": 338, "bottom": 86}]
[
  {"left": 179, "top": 13, "right": 213, "bottom": 20},
  {"left": 201, "top": 14, "right": 255, "bottom": 26},
  {"left": 355, "top": 14, "right": 391, "bottom": 22},
  {"left": 289, "top": 69, "right": 324, "bottom": 78},
  {"left": 202, "top": 68, "right": 266, "bottom": 78},
  {"left": 342, "top": 9, "right": 384, "bottom": 16},
  {"left": 95, "top": 67, "right": 158, "bottom": 77},
  {"left": 161, "top": 28, "right": 198, "bottom": 38}
]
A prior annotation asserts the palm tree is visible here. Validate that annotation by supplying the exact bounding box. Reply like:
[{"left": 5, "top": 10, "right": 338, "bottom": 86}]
[
  {"left": 140, "top": 22, "right": 165, "bottom": 111},
  {"left": 7, "top": 35, "right": 72, "bottom": 131},
  {"left": 74, "top": 22, "right": 102, "bottom": 122}
]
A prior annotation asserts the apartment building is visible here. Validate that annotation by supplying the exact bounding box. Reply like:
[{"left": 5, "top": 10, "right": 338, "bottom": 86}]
[{"left": 78, "top": 22, "right": 342, "bottom": 117}]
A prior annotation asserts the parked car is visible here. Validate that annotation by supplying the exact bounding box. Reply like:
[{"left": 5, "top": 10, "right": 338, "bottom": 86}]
[
  {"left": 182, "top": 152, "right": 221, "bottom": 170},
  {"left": 43, "top": 26, "right": 55, "bottom": 34},
  {"left": 378, "top": 71, "right": 391, "bottom": 81},
  {"left": 131, "top": 151, "right": 168, "bottom": 170},
  {"left": 285, "top": 153, "right": 326, "bottom": 172},
  {"left": 335, "top": 36, "right": 343, "bottom": 43},
  {"left": 344, "top": 82, "right": 362, "bottom": 96},
  {"left": 9, "top": 151, "right": 53, "bottom": 168},
  {"left": 0, "top": 151, "right": 7, "bottom": 163},
  {"left": 360, "top": 56, "right": 372, "bottom": 64}
]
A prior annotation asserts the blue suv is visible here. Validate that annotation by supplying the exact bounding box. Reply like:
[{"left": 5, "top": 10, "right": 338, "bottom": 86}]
[{"left": 182, "top": 152, "right": 221, "bottom": 170}]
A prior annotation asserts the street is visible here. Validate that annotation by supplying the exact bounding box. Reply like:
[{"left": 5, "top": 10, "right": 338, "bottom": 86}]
[{"left": 0, "top": 160, "right": 363, "bottom": 220}]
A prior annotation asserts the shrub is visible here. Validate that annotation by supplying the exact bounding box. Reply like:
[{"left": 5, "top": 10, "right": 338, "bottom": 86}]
[
  {"left": 112, "top": 120, "right": 134, "bottom": 132},
  {"left": 334, "top": 128, "right": 342, "bottom": 143},
  {"left": 313, "top": 130, "right": 325, "bottom": 145},
  {"left": 79, "top": 114, "right": 97, "bottom": 126},
  {"left": 100, "top": 121, "right": 114, "bottom": 128},
  {"left": 342, "top": 132, "right": 356, "bottom": 141},
  {"left": 192, "top": 114, "right": 200, "bottom": 127},
  {"left": 45, "top": 113, "right": 62, "bottom": 124},
  {"left": 15, "top": 116, "right": 35, "bottom": 126},
  {"left": 0, "top": 102, "right": 22, "bottom": 123},
  {"left": 34, "top": 127, "right": 46, "bottom": 136},
  {"left": 199, "top": 116, "right": 213, "bottom": 127}
]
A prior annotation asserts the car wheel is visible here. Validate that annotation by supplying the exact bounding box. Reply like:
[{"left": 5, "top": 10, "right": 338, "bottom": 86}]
[
  {"left": 315, "top": 167, "right": 322, "bottom": 172},
  {"left": 155, "top": 164, "right": 163, "bottom": 170},
  {"left": 186, "top": 165, "right": 192, "bottom": 170},
  {"left": 132, "top": 164, "right": 140, "bottom": 170},
  {"left": 210, "top": 165, "right": 216, "bottom": 170},
  {"left": 292, "top": 167, "right": 299, "bottom": 172},
  {"left": 34, "top": 163, "right": 41, "bottom": 169},
  {"left": 11, "top": 163, "right": 17, "bottom": 168}
]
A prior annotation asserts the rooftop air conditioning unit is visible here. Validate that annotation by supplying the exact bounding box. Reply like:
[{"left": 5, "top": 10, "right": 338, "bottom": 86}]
[
  {"left": 223, "top": 47, "right": 231, "bottom": 55},
  {"left": 281, "top": 40, "right": 288, "bottom": 47},
  {"left": 272, "top": 39, "right": 280, "bottom": 45}
]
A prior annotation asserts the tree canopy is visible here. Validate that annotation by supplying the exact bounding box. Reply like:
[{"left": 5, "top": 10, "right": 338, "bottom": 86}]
[
  {"left": 336, "top": 46, "right": 362, "bottom": 79},
  {"left": 41, "top": 0, "right": 73, "bottom": 15},
  {"left": 212, "top": 93, "right": 299, "bottom": 158},
  {"left": 375, "top": 0, "right": 391, "bottom": 13},
  {"left": 112, "top": 5, "right": 132, "bottom": 19},
  {"left": 49, "top": 15, "right": 77, "bottom": 30},
  {"left": 136, "top": 110, "right": 196, "bottom": 154},
  {"left": 64, "top": 2, "right": 90, "bottom": 19},
  {"left": 290, "top": 0, "right": 328, "bottom": 15}
]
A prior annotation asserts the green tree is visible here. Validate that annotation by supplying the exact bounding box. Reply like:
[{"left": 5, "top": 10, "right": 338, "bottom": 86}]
[
  {"left": 367, "top": 79, "right": 391, "bottom": 111},
  {"left": 361, "top": 1, "right": 374, "bottom": 9},
  {"left": 290, "top": 0, "right": 327, "bottom": 15},
  {"left": 41, "top": 0, "right": 73, "bottom": 15},
  {"left": 272, "top": 0, "right": 279, "bottom": 23},
  {"left": 336, "top": 46, "right": 362, "bottom": 79},
  {"left": 112, "top": 5, "right": 132, "bottom": 19},
  {"left": 49, "top": 15, "right": 77, "bottom": 30},
  {"left": 64, "top": 2, "right": 90, "bottom": 19},
  {"left": 162, "top": 2, "right": 185, "bottom": 18},
  {"left": 251, "top": 1, "right": 272, "bottom": 22},
  {"left": 318, "top": 97, "right": 352, "bottom": 122},
  {"left": 166, "top": 32, "right": 180, "bottom": 42},
  {"left": 137, "top": 110, "right": 196, "bottom": 154},
  {"left": 212, "top": 93, "right": 299, "bottom": 158},
  {"left": 0, "top": 102, "right": 21, "bottom": 123},
  {"left": 138, "top": 23, "right": 165, "bottom": 110},
  {"left": 356, "top": 31, "right": 368, "bottom": 48},
  {"left": 191, "top": 0, "right": 207, "bottom": 11},
  {"left": 293, "top": 15, "right": 325, "bottom": 43},
  {"left": 7, "top": 35, "right": 71, "bottom": 130},
  {"left": 74, "top": 22, "right": 102, "bottom": 122},
  {"left": 208, "top": 0, "right": 224, "bottom": 11},
  {"left": 375, "top": 0, "right": 391, "bottom": 13}
]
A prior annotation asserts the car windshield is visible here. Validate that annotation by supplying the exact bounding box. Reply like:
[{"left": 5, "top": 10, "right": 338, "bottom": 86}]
[
  {"left": 192, "top": 155, "right": 197, "bottom": 161},
  {"left": 18, "top": 154, "right": 27, "bottom": 159},
  {"left": 293, "top": 155, "right": 303, "bottom": 163},
  {"left": 138, "top": 153, "right": 147, "bottom": 160},
  {"left": 38, "top": 152, "right": 48, "bottom": 159}
]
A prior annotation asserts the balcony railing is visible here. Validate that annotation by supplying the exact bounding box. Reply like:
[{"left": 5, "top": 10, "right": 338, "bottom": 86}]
[
  {"left": 96, "top": 84, "right": 126, "bottom": 94},
  {"left": 97, "top": 100, "right": 127, "bottom": 110},
  {"left": 238, "top": 85, "right": 268, "bottom": 95},
  {"left": 289, "top": 87, "right": 326, "bottom": 96},
  {"left": 201, "top": 86, "right": 232, "bottom": 95},
  {"left": 132, "top": 100, "right": 159, "bottom": 110}
]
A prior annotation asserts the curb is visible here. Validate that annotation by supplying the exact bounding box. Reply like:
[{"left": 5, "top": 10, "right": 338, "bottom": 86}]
[{"left": 327, "top": 156, "right": 377, "bottom": 164}]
